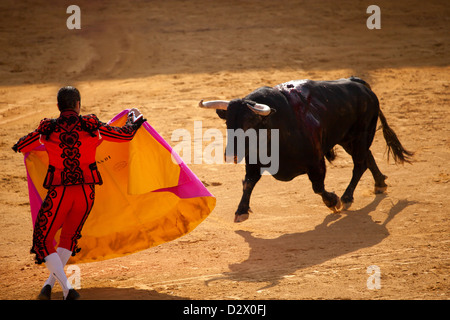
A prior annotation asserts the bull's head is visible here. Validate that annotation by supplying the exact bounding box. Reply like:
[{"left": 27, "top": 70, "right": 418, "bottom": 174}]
[{"left": 199, "top": 99, "right": 274, "bottom": 164}]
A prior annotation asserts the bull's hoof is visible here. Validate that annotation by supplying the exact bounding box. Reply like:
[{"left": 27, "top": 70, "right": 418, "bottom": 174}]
[
  {"left": 342, "top": 200, "right": 353, "bottom": 211},
  {"left": 374, "top": 175, "right": 388, "bottom": 194},
  {"left": 328, "top": 198, "right": 342, "bottom": 214},
  {"left": 234, "top": 207, "right": 252, "bottom": 223},
  {"left": 234, "top": 213, "right": 249, "bottom": 223},
  {"left": 374, "top": 185, "right": 387, "bottom": 194}
]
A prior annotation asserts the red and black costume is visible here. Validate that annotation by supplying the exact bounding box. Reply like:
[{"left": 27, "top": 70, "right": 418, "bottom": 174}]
[{"left": 13, "top": 110, "right": 144, "bottom": 264}]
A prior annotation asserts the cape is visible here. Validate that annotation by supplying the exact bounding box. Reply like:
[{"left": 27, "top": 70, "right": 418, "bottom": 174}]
[{"left": 23, "top": 110, "right": 216, "bottom": 263}]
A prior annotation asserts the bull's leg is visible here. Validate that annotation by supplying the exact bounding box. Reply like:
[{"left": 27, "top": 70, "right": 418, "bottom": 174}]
[
  {"left": 307, "top": 159, "right": 342, "bottom": 213},
  {"left": 341, "top": 158, "right": 368, "bottom": 210},
  {"left": 340, "top": 132, "right": 378, "bottom": 209},
  {"left": 340, "top": 116, "right": 377, "bottom": 209},
  {"left": 366, "top": 151, "right": 388, "bottom": 193},
  {"left": 235, "top": 164, "right": 261, "bottom": 223}
]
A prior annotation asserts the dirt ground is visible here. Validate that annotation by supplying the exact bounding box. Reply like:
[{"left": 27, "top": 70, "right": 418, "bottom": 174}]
[{"left": 0, "top": 0, "right": 449, "bottom": 300}]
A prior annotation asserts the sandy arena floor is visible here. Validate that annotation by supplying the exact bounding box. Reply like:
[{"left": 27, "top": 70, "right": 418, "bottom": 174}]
[{"left": 0, "top": 0, "right": 448, "bottom": 300}]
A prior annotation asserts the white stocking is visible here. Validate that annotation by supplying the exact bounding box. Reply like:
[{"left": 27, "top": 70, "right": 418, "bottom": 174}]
[
  {"left": 44, "top": 252, "right": 73, "bottom": 298},
  {"left": 43, "top": 247, "right": 73, "bottom": 288}
]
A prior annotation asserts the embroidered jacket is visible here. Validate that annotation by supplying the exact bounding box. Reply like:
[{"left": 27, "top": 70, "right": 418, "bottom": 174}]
[{"left": 13, "top": 110, "right": 144, "bottom": 188}]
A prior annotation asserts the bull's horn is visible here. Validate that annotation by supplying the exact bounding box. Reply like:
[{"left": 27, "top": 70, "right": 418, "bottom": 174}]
[
  {"left": 247, "top": 103, "right": 271, "bottom": 116},
  {"left": 198, "top": 100, "right": 229, "bottom": 110}
]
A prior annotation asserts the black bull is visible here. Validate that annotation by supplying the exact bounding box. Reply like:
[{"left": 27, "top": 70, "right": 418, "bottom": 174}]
[{"left": 199, "top": 77, "right": 413, "bottom": 222}]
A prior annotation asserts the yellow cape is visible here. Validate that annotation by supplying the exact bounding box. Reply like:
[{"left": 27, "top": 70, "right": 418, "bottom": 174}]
[{"left": 24, "top": 110, "right": 215, "bottom": 263}]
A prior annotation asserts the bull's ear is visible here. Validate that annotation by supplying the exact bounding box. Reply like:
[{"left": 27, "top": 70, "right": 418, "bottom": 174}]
[
  {"left": 270, "top": 108, "right": 277, "bottom": 115},
  {"left": 216, "top": 109, "right": 227, "bottom": 120}
]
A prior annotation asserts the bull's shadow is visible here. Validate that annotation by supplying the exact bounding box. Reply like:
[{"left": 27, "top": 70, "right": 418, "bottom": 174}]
[{"left": 207, "top": 194, "right": 415, "bottom": 290}]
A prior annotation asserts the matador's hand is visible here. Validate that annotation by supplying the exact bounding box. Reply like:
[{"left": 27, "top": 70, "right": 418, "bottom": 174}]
[{"left": 128, "top": 108, "right": 143, "bottom": 123}]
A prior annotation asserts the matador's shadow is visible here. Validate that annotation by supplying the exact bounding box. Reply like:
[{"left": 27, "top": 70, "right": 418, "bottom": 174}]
[{"left": 207, "top": 194, "right": 415, "bottom": 290}]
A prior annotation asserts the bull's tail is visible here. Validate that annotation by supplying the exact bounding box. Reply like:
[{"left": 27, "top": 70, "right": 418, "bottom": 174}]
[{"left": 378, "top": 109, "right": 413, "bottom": 164}]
